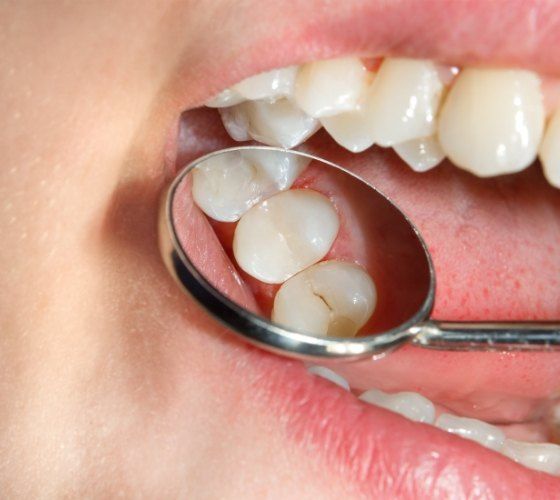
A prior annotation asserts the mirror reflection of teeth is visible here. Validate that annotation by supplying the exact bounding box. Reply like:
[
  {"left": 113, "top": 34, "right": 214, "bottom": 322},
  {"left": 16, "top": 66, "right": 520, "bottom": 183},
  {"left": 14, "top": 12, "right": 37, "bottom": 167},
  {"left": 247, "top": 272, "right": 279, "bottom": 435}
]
[{"left": 206, "top": 56, "right": 560, "bottom": 185}]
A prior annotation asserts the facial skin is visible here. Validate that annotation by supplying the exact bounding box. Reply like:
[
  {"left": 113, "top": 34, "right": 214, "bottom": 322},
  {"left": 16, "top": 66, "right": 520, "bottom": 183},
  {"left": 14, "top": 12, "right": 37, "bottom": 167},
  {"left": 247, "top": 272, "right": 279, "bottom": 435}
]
[{"left": 2, "top": 1, "right": 560, "bottom": 497}]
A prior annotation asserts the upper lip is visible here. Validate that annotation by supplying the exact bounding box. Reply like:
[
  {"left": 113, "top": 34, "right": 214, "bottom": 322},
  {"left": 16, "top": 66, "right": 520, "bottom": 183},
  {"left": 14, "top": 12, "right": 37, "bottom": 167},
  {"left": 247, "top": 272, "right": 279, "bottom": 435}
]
[{"left": 171, "top": 0, "right": 560, "bottom": 495}]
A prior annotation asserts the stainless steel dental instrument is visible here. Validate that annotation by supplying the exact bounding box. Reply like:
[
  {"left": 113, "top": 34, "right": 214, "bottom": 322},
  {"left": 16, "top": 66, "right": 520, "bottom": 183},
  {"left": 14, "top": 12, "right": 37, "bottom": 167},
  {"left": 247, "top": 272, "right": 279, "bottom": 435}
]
[{"left": 159, "top": 146, "right": 560, "bottom": 361}]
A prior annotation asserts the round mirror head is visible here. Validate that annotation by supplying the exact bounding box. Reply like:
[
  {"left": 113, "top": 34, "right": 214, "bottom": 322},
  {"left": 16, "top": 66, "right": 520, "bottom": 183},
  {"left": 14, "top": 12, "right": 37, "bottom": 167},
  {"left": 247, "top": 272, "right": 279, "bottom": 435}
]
[{"left": 159, "top": 147, "right": 435, "bottom": 360}]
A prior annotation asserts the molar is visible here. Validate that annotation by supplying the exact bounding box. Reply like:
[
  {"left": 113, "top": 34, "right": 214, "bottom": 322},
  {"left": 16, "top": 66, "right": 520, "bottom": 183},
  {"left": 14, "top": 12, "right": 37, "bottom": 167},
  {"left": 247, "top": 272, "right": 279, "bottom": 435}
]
[
  {"left": 438, "top": 68, "right": 545, "bottom": 177},
  {"left": 501, "top": 439, "right": 560, "bottom": 475},
  {"left": 272, "top": 260, "right": 376, "bottom": 337},
  {"left": 233, "top": 190, "right": 339, "bottom": 284},
  {"left": 307, "top": 365, "right": 350, "bottom": 391}
]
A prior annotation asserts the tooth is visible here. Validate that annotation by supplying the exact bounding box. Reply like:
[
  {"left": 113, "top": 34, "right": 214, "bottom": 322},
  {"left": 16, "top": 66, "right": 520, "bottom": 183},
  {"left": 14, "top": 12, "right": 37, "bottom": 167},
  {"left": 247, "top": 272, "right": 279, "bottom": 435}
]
[
  {"left": 438, "top": 68, "right": 545, "bottom": 176},
  {"left": 205, "top": 88, "right": 245, "bottom": 108},
  {"left": 501, "top": 439, "right": 560, "bottom": 475},
  {"left": 234, "top": 191, "right": 339, "bottom": 284},
  {"left": 393, "top": 136, "right": 445, "bottom": 172},
  {"left": 220, "top": 99, "right": 320, "bottom": 148},
  {"left": 539, "top": 107, "right": 560, "bottom": 188},
  {"left": 294, "top": 57, "right": 370, "bottom": 118},
  {"left": 192, "top": 151, "right": 310, "bottom": 222},
  {"left": 271, "top": 260, "right": 376, "bottom": 337},
  {"left": 435, "top": 414, "right": 505, "bottom": 451},
  {"left": 367, "top": 58, "right": 446, "bottom": 146},
  {"left": 307, "top": 365, "right": 350, "bottom": 391},
  {"left": 233, "top": 66, "right": 298, "bottom": 101},
  {"left": 359, "top": 388, "right": 435, "bottom": 423},
  {"left": 320, "top": 103, "right": 376, "bottom": 153}
]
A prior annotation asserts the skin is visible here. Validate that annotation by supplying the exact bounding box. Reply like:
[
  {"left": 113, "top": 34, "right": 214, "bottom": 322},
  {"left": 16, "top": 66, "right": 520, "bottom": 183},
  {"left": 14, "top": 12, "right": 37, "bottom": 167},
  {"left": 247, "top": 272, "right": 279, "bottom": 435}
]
[{"left": 2, "top": 1, "right": 560, "bottom": 497}]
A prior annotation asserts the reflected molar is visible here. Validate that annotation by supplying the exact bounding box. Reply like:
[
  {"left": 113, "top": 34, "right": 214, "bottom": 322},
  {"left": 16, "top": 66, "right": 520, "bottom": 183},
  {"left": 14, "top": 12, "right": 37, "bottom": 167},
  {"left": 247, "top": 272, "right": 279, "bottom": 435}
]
[
  {"left": 272, "top": 260, "right": 376, "bottom": 337},
  {"left": 294, "top": 58, "right": 370, "bottom": 118},
  {"left": 367, "top": 58, "right": 447, "bottom": 147},
  {"left": 192, "top": 151, "right": 310, "bottom": 222},
  {"left": 359, "top": 388, "right": 435, "bottom": 423},
  {"left": 233, "top": 190, "right": 339, "bottom": 284},
  {"left": 233, "top": 66, "right": 298, "bottom": 101},
  {"left": 219, "top": 99, "right": 320, "bottom": 148},
  {"left": 435, "top": 413, "right": 505, "bottom": 451},
  {"left": 393, "top": 136, "right": 446, "bottom": 172},
  {"left": 438, "top": 68, "right": 545, "bottom": 177},
  {"left": 501, "top": 439, "right": 560, "bottom": 475},
  {"left": 539, "top": 107, "right": 560, "bottom": 188}
]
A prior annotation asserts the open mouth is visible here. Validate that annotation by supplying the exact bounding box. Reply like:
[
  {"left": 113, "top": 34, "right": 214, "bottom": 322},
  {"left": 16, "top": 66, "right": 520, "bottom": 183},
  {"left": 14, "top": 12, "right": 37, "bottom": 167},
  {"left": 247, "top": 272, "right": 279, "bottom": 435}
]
[{"left": 166, "top": 2, "right": 560, "bottom": 496}]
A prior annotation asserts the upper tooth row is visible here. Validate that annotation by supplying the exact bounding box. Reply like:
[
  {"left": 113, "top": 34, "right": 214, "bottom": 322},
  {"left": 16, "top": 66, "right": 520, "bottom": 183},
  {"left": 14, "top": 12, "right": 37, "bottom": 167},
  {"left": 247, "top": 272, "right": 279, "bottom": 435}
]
[
  {"left": 309, "top": 366, "right": 560, "bottom": 476},
  {"left": 206, "top": 57, "right": 560, "bottom": 186}
]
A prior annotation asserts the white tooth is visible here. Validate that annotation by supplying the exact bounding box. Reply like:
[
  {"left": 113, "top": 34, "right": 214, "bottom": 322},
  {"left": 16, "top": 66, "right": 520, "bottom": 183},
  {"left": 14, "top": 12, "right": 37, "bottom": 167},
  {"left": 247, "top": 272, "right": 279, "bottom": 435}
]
[
  {"left": 192, "top": 151, "right": 310, "bottom": 222},
  {"left": 272, "top": 260, "right": 376, "bottom": 337},
  {"left": 220, "top": 99, "right": 320, "bottom": 148},
  {"left": 205, "top": 88, "right": 245, "bottom": 108},
  {"left": 393, "top": 136, "right": 446, "bottom": 172},
  {"left": 320, "top": 103, "right": 376, "bottom": 153},
  {"left": 501, "top": 439, "right": 560, "bottom": 475},
  {"left": 438, "top": 68, "right": 545, "bottom": 177},
  {"left": 234, "top": 190, "right": 339, "bottom": 284},
  {"left": 218, "top": 106, "right": 251, "bottom": 141},
  {"left": 233, "top": 66, "right": 298, "bottom": 101},
  {"left": 435, "top": 414, "right": 505, "bottom": 451},
  {"left": 295, "top": 58, "right": 370, "bottom": 118},
  {"left": 367, "top": 58, "right": 446, "bottom": 146},
  {"left": 539, "top": 106, "right": 560, "bottom": 188},
  {"left": 359, "top": 388, "right": 435, "bottom": 423},
  {"left": 307, "top": 365, "right": 350, "bottom": 391}
]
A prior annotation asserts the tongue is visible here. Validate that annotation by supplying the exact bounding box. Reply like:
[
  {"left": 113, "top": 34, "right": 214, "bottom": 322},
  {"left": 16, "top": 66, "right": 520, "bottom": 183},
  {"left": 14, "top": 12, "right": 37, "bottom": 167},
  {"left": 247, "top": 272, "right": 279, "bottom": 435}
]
[{"left": 177, "top": 107, "right": 560, "bottom": 425}]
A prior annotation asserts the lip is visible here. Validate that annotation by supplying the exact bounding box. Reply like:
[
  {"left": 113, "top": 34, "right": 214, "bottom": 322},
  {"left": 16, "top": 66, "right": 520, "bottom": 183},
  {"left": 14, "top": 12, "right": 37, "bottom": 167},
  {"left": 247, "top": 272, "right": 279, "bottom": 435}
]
[{"left": 168, "top": 0, "right": 560, "bottom": 496}]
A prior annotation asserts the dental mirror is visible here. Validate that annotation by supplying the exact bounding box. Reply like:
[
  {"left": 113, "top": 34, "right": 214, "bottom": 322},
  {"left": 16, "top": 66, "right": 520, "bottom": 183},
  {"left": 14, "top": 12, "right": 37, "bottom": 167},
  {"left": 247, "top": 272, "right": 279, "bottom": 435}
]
[{"left": 159, "top": 146, "right": 560, "bottom": 361}]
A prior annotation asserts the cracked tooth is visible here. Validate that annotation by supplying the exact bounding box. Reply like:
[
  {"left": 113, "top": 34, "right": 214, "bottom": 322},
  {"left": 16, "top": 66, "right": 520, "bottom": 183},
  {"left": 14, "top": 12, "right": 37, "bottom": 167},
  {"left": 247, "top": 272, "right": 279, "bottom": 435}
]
[
  {"left": 501, "top": 439, "right": 560, "bottom": 475},
  {"left": 367, "top": 58, "right": 446, "bottom": 147},
  {"left": 272, "top": 260, "right": 376, "bottom": 337},
  {"left": 192, "top": 150, "right": 310, "bottom": 222},
  {"left": 539, "top": 107, "right": 560, "bottom": 188},
  {"left": 233, "top": 66, "right": 298, "bottom": 101},
  {"left": 205, "top": 88, "right": 245, "bottom": 108},
  {"left": 307, "top": 365, "right": 350, "bottom": 391},
  {"left": 438, "top": 68, "right": 545, "bottom": 177},
  {"left": 359, "top": 388, "right": 435, "bottom": 423},
  {"left": 435, "top": 413, "right": 505, "bottom": 451},
  {"left": 393, "top": 136, "right": 446, "bottom": 172},
  {"left": 294, "top": 57, "right": 370, "bottom": 118},
  {"left": 234, "top": 190, "right": 339, "bottom": 284},
  {"left": 219, "top": 99, "right": 320, "bottom": 148}
]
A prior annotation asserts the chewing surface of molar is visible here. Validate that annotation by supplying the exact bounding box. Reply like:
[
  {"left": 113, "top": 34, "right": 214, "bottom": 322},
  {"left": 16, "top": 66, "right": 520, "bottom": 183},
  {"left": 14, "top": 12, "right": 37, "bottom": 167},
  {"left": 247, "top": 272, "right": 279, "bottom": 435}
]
[
  {"left": 220, "top": 98, "right": 320, "bottom": 148},
  {"left": 233, "top": 66, "right": 298, "bottom": 101},
  {"left": 192, "top": 151, "right": 310, "bottom": 222},
  {"left": 272, "top": 260, "right": 376, "bottom": 337},
  {"left": 233, "top": 190, "right": 339, "bottom": 284},
  {"left": 539, "top": 106, "right": 560, "bottom": 188},
  {"left": 438, "top": 68, "right": 545, "bottom": 177},
  {"left": 294, "top": 57, "right": 370, "bottom": 118}
]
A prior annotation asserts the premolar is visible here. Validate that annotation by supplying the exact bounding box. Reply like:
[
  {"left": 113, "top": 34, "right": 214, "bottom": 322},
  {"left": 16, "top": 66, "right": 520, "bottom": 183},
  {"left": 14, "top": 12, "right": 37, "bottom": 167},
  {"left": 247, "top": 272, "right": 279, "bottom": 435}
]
[
  {"left": 272, "top": 260, "right": 376, "bottom": 337},
  {"left": 359, "top": 388, "right": 435, "bottom": 423},
  {"left": 435, "top": 413, "right": 505, "bottom": 451},
  {"left": 233, "top": 190, "right": 339, "bottom": 284},
  {"left": 192, "top": 150, "right": 310, "bottom": 222},
  {"left": 393, "top": 136, "right": 446, "bottom": 172},
  {"left": 233, "top": 66, "right": 298, "bottom": 101},
  {"left": 501, "top": 439, "right": 560, "bottom": 475},
  {"left": 438, "top": 68, "right": 545, "bottom": 177}
]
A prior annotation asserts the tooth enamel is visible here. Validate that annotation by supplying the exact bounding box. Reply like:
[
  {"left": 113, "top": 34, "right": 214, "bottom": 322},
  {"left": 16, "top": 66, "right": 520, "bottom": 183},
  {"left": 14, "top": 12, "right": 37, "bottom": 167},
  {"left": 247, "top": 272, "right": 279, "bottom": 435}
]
[
  {"left": 234, "top": 190, "right": 339, "bottom": 284},
  {"left": 393, "top": 136, "right": 446, "bottom": 172},
  {"left": 359, "top": 388, "right": 435, "bottom": 423},
  {"left": 294, "top": 57, "right": 370, "bottom": 118},
  {"left": 220, "top": 99, "right": 320, "bottom": 148},
  {"left": 501, "top": 439, "right": 560, "bottom": 475},
  {"left": 320, "top": 103, "right": 377, "bottom": 153},
  {"left": 539, "top": 107, "right": 560, "bottom": 188},
  {"left": 205, "top": 88, "right": 245, "bottom": 108},
  {"left": 438, "top": 68, "right": 545, "bottom": 177},
  {"left": 307, "top": 365, "right": 350, "bottom": 391},
  {"left": 367, "top": 58, "right": 446, "bottom": 146},
  {"left": 435, "top": 414, "right": 505, "bottom": 451},
  {"left": 233, "top": 66, "right": 298, "bottom": 101},
  {"left": 271, "top": 260, "right": 376, "bottom": 337},
  {"left": 192, "top": 151, "right": 310, "bottom": 222}
]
